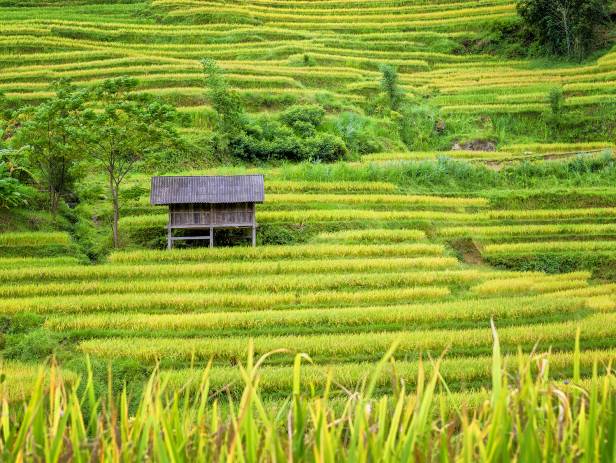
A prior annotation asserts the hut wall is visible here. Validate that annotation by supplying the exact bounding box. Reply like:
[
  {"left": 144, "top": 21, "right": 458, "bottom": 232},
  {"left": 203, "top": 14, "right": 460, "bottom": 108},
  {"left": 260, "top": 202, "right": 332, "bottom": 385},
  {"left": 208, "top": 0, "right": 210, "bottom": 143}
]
[{"left": 169, "top": 202, "right": 254, "bottom": 228}]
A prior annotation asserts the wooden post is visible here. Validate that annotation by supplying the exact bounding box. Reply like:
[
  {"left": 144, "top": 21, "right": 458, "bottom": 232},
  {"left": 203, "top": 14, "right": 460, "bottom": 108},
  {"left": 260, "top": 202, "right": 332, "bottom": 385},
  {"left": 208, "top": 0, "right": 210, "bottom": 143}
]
[
  {"left": 209, "top": 203, "right": 214, "bottom": 248},
  {"left": 167, "top": 208, "right": 172, "bottom": 250},
  {"left": 251, "top": 202, "right": 256, "bottom": 247}
]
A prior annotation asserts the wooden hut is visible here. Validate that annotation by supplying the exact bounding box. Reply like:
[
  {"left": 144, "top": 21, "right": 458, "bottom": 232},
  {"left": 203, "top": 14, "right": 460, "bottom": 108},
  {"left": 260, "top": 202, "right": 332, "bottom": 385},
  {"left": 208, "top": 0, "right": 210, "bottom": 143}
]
[{"left": 150, "top": 174, "right": 264, "bottom": 249}]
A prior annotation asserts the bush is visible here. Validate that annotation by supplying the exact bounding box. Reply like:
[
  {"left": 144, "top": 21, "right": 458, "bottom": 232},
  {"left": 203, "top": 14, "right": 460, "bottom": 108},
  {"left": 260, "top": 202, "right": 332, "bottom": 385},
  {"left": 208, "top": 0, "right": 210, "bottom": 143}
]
[
  {"left": 335, "top": 112, "right": 387, "bottom": 156},
  {"left": 548, "top": 87, "right": 565, "bottom": 117},
  {"left": 4, "top": 329, "right": 61, "bottom": 362},
  {"left": 279, "top": 104, "right": 325, "bottom": 129},
  {"left": 379, "top": 64, "right": 404, "bottom": 111},
  {"left": 0, "top": 158, "right": 33, "bottom": 208},
  {"left": 302, "top": 133, "right": 348, "bottom": 162},
  {"left": 229, "top": 105, "right": 347, "bottom": 163},
  {"left": 398, "top": 104, "right": 440, "bottom": 151}
]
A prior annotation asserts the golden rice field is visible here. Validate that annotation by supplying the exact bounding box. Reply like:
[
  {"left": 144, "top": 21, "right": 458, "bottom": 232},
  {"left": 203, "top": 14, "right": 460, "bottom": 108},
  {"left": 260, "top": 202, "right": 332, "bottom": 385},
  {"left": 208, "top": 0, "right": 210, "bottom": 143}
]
[
  {"left": 1, "top": 0, "right": 616, "bottom": 407},
  {"left": 3, "top": 4, "right": 616, "bottom": 460},
  {"left": 1, "top": 0, "right": 616, "bottom": 160},
  {"left": 1, "top": 173, "right": 616, "bottom": 401}
]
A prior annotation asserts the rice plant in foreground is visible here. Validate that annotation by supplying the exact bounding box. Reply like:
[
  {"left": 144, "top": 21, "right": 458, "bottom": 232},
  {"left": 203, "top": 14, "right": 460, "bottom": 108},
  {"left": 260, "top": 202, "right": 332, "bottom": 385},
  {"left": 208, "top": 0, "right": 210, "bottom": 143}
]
[{"left": 0, "top": 331, "right": 614, "bottom": 461}]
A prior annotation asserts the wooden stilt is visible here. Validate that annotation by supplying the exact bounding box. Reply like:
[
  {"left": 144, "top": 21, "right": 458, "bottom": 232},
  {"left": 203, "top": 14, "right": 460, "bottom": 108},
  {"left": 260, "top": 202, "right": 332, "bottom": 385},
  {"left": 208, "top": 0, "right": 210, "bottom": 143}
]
[
  {"left": 167, "top": 208, "right": 173, "bottom": 250},
  {"left": 251, "top": 203, "right": 257, "bottom": 247}
]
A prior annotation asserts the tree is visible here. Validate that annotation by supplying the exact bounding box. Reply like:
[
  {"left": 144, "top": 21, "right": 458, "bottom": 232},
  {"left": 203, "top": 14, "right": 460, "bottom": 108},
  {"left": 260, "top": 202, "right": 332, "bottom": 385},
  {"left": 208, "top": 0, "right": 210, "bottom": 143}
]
[
  {"left": 202, "top": 58, "right": 246, "bottom": 156},
  {"left": 517, "top": 0, "right": 611, "bottom": 59},
  {"left": 379, "top": 64, "right": 404, "bottom": 111},
  {"left": 13, "top": 80, "right": 87, "bottom": 212},
  {"left": 84, "top": 77, "right": 180, "bottom": 247}
]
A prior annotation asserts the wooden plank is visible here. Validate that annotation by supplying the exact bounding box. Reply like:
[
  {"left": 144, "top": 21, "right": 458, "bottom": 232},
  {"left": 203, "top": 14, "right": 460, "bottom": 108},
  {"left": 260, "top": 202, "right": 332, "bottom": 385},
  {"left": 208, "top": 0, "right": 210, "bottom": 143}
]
[
  {"left": 169, "top": 224, "right": 255, "bottom": 229},
  {"left": 170, "top": 236, "right": 212, "bottom": 241}
]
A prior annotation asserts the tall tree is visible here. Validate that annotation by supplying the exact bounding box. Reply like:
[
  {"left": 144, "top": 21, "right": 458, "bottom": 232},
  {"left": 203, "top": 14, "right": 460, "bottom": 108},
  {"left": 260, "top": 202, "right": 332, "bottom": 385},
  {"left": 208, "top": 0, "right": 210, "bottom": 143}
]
[
  {"left": 13, "top": 80, "right": 86, "bottom": 212},
  {"left": 84, "top": 77, "right": 180, "bottom": 247},
  {"left": 517, "top": 0, "right": 611, "bottom": 59},
  {"left": 202, "top": 58, "right": 246, "bottom": 156}
]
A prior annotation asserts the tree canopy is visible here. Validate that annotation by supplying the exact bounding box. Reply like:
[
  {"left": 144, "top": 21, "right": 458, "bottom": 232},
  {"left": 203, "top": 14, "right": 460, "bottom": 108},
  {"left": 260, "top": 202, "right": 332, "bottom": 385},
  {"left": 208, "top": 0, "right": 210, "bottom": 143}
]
[
  {"left": 83, "top": 77, "right": 181, "bottom": 247},
  {"left": 517, "top": 0, "right": 611, "bottom": 59}
]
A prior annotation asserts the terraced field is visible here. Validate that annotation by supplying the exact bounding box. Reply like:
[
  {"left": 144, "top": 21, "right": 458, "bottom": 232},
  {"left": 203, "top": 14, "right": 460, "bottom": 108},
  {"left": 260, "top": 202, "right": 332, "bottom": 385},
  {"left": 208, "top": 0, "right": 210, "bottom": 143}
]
[
  {"left": 3, "top": 2, "right": 616, "bottom": 458},
  {"left": 2, "top": 173, "right": 616, "bottom": 400},
  {"left": 1, "top": 0, "right": 616, "bottom": 158},
  {"left": 2, "top": 0, "right": 616, "bottom": 403}
]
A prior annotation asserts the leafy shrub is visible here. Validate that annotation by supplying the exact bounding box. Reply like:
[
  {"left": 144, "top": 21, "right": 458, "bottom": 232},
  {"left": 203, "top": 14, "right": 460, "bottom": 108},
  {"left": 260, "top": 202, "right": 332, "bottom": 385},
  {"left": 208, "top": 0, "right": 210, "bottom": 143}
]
[
  {"left": 548, "top": 87, "right": 565, "bottom": 117},
  {"left": 335, "top": 112, "right": 387, "bottom": 155},
  {"left": 302, "top": 133, "right": 348, "bottom": 162},
  {"left": 4, "top": 329, "right": 60, "bottom": 361},
  {"left": 0, "top": 159, "right": 33, "bottom": 209},
  {"left": 398, "top": 104, "right": 440, "bottom": 151},
  {"left": 279, "top": 105, "right": 325, "bottom": 129},
  {"left": 229, "top": 105, "right": 347, "bottom": 163},
  {"left": 0, "top": 174, "right": 32, "bottom": 208}
]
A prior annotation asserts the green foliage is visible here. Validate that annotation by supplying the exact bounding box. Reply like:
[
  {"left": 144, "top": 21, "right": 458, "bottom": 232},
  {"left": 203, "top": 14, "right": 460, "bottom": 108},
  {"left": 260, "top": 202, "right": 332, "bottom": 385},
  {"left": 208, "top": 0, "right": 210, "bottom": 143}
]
[
  {"left": 202, "top": 58, "right": 246, "bottom": 156},
  {"left": 545, "top": 86, "right": 568, "bottom": 136},
  {"left": 233, "top": 121, "right": 348, "bottom": 163},
  {"left": 462, "top": 17, "right": 553, "bottom": 59},
  {"left": 83, "top": 77, "right": 181, "bottom": 247},
  {"left": 4, "top": 329, "right": 60, "bottom": 362},
  {"left": 486, "top": 251, "right": 616, "bottom": 275},
  {"left": 548, "top": 87, "right": 565, "bottom": 117},
  {"left": 278, "top": 153, "right": 616, "bottom": 191},
  {"left": 279, "top": 104, "right": 325, "bottom": 132},
  {"left": 0, "top": 160, "right": 32, "bottom": 209},
  {"left": 202, "top": 59, "right": 347, "bottom": 163},
  {"left": 334, "top": 112, "right": 391, "bottom": 156},
  {"left": 0, "top": 313, "right": 44, "bottom": 336},
  {"left": 302, "top": 53, "right": 316, "bottom": 66},
  {"left": 12, "top": 80, "right": 87, "bottom": 212},
  {"left": 517, "top": 0, "right": 612, "bottom": 59},
  {"left": 0, "top": 92, "right": 9, "bottom": 134},
  {"left": 379, "top": 64, "right": 404, "bottom": 111},
  {"left": 487, "top": 188, "right": 616, "bottom": 209},
  {"left": 398, "top": 104, "right": 440, "bottom": 151}
]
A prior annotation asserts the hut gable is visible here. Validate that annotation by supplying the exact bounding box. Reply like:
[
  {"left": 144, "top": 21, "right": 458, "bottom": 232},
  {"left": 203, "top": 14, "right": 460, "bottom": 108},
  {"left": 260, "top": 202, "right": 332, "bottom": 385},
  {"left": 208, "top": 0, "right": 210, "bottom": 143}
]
[{"left": 150, "top": 175, "right": 264, "bottom": 205}]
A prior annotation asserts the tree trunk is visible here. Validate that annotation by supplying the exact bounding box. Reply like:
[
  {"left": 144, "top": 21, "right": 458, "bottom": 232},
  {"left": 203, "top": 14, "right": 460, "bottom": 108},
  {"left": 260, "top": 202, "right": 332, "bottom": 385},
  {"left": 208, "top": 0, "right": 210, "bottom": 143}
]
[
  {"left": 557, "top": 2, "right": 573, "bottom": 57},
  {"left": 110, "top": 179, "right": 120, "bottom": 248},
  {"left": 49, "top": 187, "right": 60, "bottom": 214}
]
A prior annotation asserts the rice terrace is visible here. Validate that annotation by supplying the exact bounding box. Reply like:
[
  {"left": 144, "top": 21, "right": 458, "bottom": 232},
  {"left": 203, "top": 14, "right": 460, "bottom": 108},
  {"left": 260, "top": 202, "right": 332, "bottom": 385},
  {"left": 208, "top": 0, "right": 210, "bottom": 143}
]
[{"left": 1, "top": 0, "right": 616, "bottom": 461}]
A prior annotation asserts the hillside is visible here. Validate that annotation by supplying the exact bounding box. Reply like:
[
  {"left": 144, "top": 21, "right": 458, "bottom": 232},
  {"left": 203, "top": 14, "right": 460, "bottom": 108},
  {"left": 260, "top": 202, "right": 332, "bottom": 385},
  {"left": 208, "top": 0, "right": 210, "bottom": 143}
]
[
  {"left": 3, "top": 165, "right": 616, "bottom": 396},
  {"left": 2, "top": 0, "right": 616, "bottom": 157},
  {"left": 1, "top": 2, "right": 616, "bottom": 459}
]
